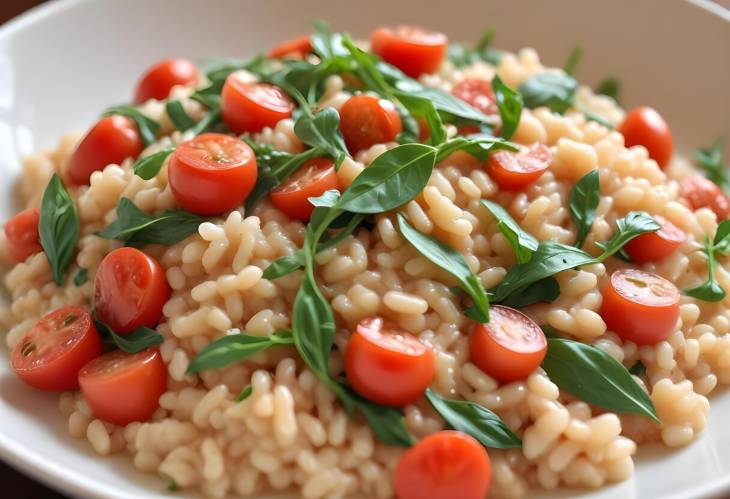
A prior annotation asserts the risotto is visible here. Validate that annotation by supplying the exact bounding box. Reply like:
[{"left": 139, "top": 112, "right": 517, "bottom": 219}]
[{"left": 2, "top": 23, "right": 730, "bottom": 499}]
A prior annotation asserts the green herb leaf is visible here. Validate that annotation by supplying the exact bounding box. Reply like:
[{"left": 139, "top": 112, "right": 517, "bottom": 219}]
[
  {"left": 540, "top": 324, "right": 562, "bottom": 339},
  {"left": 583, "top": 111, "right": 614, "bottom": 129},
  {"left": 542, "top": 338, "right": 659, "bottom": 422},
  {"left": 191, "top": 108, "right": 222, "bottom": 135},
  {"left": 569, "top": 169, "right": 601, "bottom": 248},
  {"left": 596, "top": 78, "right": 620, "bottom": 102},
  {"left": 110, "top": 326, "right": 164, "bottom": 354},
  {"left": 165, "top": 100, "right": 196, "bottom": 131},
  {"left": 293, "top": 108, "right": 348, "bottom": 165},
  {"left": 395, "top": 92, "right": 447, "bottom": 146},
  {"left": 310, "top": 20, "right": 349, "bottom": 59},
  {"left": 519, "top": 73, "right": 578, "bottom": 114},
  {"left": 499, "top": 277, "right": 560, "bottom": 308},
  {"left": 133, "top": 147, "right": 175, "bottom": 180},
  {"left": 73, "top": 267, "right": 89, "bottom": 286},
  {"left": 103, "top": 105, "right": 160, "bottom": 147},
  {"left": 491, "top": 75, "right": 523, "bottom": 140},
  {"left": 714, "top": 219, "right": 730, "bottom": 255},
  {"left": 39, "top": 174, "right": 79, "bottom": 285},
  {"left": 694, "top": 138, "right": 730, "bottom": 194},
  {"left": 435, "top": 134, "right": 519, "bottom": 163},
  {"left": 262, "top": 254, "right": 305, "bottom": 280},
  {"left": 447, "top": 28, "right": 502, "bottom": 67},
  {"left": 480, "top": 199, "right": 538, "bottom": 264},
  {"left": 235, "top": 384, "right": 253, "bottom": 402},
  {"left": 596, "top": 211, "right": 660, "bottom": 261},
  {"left": 187, "top": 330, "right": 294, "bottom": 373},
  {"left": 629, "top": 361, "right": 646, "bottom": 377},
  {"left": 563, "top": 46, "right": 582, "bottom": 76},
  {"left": 350, "top": 392, "right": 414, "bottom": 447},
  {"left": 684, "top": 279, "right": 726, "bottom": 302}
]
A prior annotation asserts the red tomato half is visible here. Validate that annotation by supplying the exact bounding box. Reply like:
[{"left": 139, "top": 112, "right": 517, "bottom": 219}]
[
  {"left": 600, "top": 269, "right": 680, "bottom": 345},
  {"left": 395, "top": 431, "right": 492, "bottom": 499},
  {"left": 452, "top": 78, "right": 498, "bottom": 116},
  {"left": 11, "top": 306, "right": 101, "bottom": 392},
  {"left": 134, "top": 58, "right": 199, "bottom": 104},
  {"left": 268, "top": 35, "right": 312, "bottom": 59},
  {"left": 4, "top": 207, "right": 43, "bottom": 263},
  {"left": 679, "top": 174, "right": 730, "bottom": 220},
  {"left": 94, "top": 247, "right": 170, "bottom": 335},
  {"left": 221, "top": 76, "right": 295, "bottom": 134},
  {"left": 270, "top": 158, "right": 339, "bottom": 221},
  {"left": 371, "top": 26, "right": 448, "bottom": 78},
  {"left": 168, "top": 133, "right": 258, "bottom": 215},
  {"left": 619, "top": 106, "right": 673, "bottom": 169},
  {"left": 339, "top": 95, "right": 402, "bottom": 154},
  {"left": 469, "top": 305, "right": 547, "bottom": 382},
  {"left": 485, "top": 143, "right": 551, "bottom": 190},
  {"left": 67, "top": 115, "right": 143, "bottom": 185},
  {"left": 78, "top": 348, "right": 167, "bottom": 426},
  {"left": 624, "top": 215, "right": 686, "bottom": 263},
  {"left": 345, "top": 317, "right": 434, "bottom": 406}
]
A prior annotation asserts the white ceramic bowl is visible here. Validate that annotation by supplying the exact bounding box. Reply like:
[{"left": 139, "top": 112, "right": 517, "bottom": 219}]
[{"left": 0, "top": 0, "right": 729, "bottom": 498}]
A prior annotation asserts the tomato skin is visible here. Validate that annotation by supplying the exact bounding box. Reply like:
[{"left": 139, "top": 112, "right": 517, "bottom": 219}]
[
  {"left": 270, "top": 158, "right": 339, "bottom": 221},
  {"left": 395, "top": 431, "right": 492, "bottom": 499},
  {"left": 600, "top": 269, "right": 680, "bottom": 345},
  {"left": 469, "top": 305, "right": 547, "bottom": 382},
  {"left": 268, "top": 35, "right": 312, "bottom": 59},
  {"left": 67, "top": 116, "right": 143, "bottom": 185},
  {"left": 134, "top": 58, "right": 199, "bottom": 104},
  {"left": 94, "top": 247, "right": 170, "bottom": 335},
  {"left": 485, "top": 143, "right": 551, "bottom": 190},
  {"left": 624, "top": 215, "right": 685, "bottom": 263},
  {"left": 78, "top": 348, "right": 167, "bottom": 426},
  {"left": 4, "top": 207, "right": 43, "bottom": 262},
  {"left": 339, "top": 95, "right": 403, "bottom": 154},
  {"left": 679, "top": 174, "right": 730, "bottom": 220},
  {"left": 345, "top": 317, "right": 435, "bottom": 406},
  {"left": 619, "top": 106, "right": 673, "bottom": 169},
  {"left": 11, "top": 306, "right": 101, "bottom": 392},
  {"left": 371, "top": 26, "right": 447, "bottom": 78},
  {"left": 168, "top": 133, "right": 258, "bottom": 215},
  {"left": 452, "top": 78, "right": 498, "bottom": 116},
  {"left": 221, "top": 76, "right": 295, "bottom": 134}
]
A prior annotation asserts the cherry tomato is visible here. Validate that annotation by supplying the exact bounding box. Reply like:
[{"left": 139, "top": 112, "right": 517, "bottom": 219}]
[
  {"left": 11, "top": 306, "right": 101, "bottom": 392},
  {"left": 469, "top": 305, "right": 547, "bottom": 382},
  {"left": 344, "top": 317, "right": 434, "bottom": 406},
  {"left": 624, "top": 215, "right": 686, "bottom": 263},
  {"left": 619, "top": 106, "right": 673, "bottom": 169},
  {"left": 452, "top": 78, "right": 498, "bottom": 116},
  {"left": 395, "top": 430, "right": 492, "bottom": 499},
  {"left": 133, "top": 58, "right": 199, "bottom": 104},
  {"left": 4, "top": 207, "right": 43, "bottom": 263},
  {"left": 339, "top": 95, "right": 402, "bottom": 154},
  {"left": 371, "top": 26, "right": 448, "bottom": 78},
  {"left": 78, "top": 348, "right": 166, "bottom": 426},
  {"left": 221, "top": 76, "right": 295, "bottom": 134},
  {"left": 168, "top": 133, "right": 258, "bottom": 215},
  {"left": 94, "top": 247, "right": 170, "bottom": 335},
  {"left": 679, "top": 174, "right": 730, "bottom": 220},
  {"left": 268, "top": 35, "right": 312, "bottom": 59},
  {"left": 270, "top": 158, "right": 339, "bottom": 221},
  {"left": 67, "top": 115, "right": 143, "bottom": 185},
  {"left": 600, "top": 269, "right": 680, "bottom": 345},
  {"left": 485, "top": 143, "right": 551, "bottom": 190}
]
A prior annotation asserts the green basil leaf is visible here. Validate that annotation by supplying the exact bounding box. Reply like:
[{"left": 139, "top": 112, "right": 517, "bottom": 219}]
[
  {"left": 596, "top": 78, "right": 620, "bottom": 102},
  {"left": 596, "top": 211, "right": 660, "bottom": 261},
  {"left": 491, "top": 75, "right": 523, "bottom": 140},
  {"left": 235, "top": 384, "right": 253, "bottom": 402},
  {"left": 629, "top": 361, "right": 646, "bottom": 377},
  {"left": 398, "top": 213, "right": 489, "bottom": 322},
  {"left": 480, "top": 199, "right": 537, "bottom": 264},
  {"left": 447, "top": 28, "right": 502, "bottom": 68},
  {"left": 310, "top": 20, "right": 349, "bottom": 59},
  {"left": 73, "top": 267, "right": 89, "bottom": 286},
  {"left": 684, "top": 277, "right": 726, "bottom": 302},
  {"left": 542, "top": 338, "right": 659, "bottom": 422},
  {"left": 519, "top": 73, "right": 578, "bottom": 114},
  {"left": 694, "top": 138, "right": 730, "bottom": 195},
  {"left": 714, "top": 219, "right": 730, "bottom": 255},
  {"left": 293, "top": 108, "right": 348, "bottom": 165},
  {"left": 349, "top": 392, "right": 414, "bottom": 447},
  {"left": 103, "top": 105, "right": 160, "bottom": 147},
  {"left": 583, "top": 111, "right": 614, "bottom": 129},
  {"left": 187, "top": 330, "right": 294, "bottom": 373},
  {"left": 540, "top": 324, "right": 562, "bottom": 339},
  {"left": 110, "top": 326, "right": 164, "bottom": 354},
  {"left": 133, "top": 147, "right": 175, "bottom": 180},
  {"left": 396, "top": 84, "right": 493, "bottom": 125},
  {"left": 191, "top": 89, "right": 221, "bottom": 110},
  {"left": 426, "top": 389, "right": 521, "bottom": 449},
  {"left": 191, "top": 108, "right": 222, "bottom": 135},
  {"left": 165, "top": 100, "right": 196, "bottom": 131},
  {"left": 395, "top": 92, "right": 447, "bottom": 146},
  {"left": 435, "top": 134, "right": 519, "bottom": 163},
  {"left": 499, "top": 277, "right": 560, "bottom": 308},
  {"left": 563, "top": 46, "right": 582, "bottom": 76},
  {"left": 569, "top": 169, "right": 601, "bottom": 248},
  {"left": 39, "top": 174, "right": 79, "bottom": 285},
  {"left": 262, "top": 254, "right": 305, "bottom": 280}
]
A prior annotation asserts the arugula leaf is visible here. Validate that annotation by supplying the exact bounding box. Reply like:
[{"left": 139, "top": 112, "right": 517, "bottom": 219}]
[
  {"left": 596, "top": 211, "right": 660, "bottom": 261},
  {"left": 133, "top": 147, "right": 175, "bottom": 180},
  {"left": 694, "top": 138, "right": 730, "bottom": 194},
  {"left": 398, "top": 213, "right": 489, "bottom": 322},
  {"left": 491, "top": 75, "right": 523, "bottom": 140},
  {"left": 235, "top": 384, "right": 253, "bottom": 402},
  {"left": 425, "top": 389, "right": 521, "bottom": 448},
  {"left": 187, "top": 330, "right": 294, "bottom": 373},
  {"left": 596, "top": 78, "right": 620, "bottom": 102},
  {"left": 542, "top": 338, "right": 659, "bottom": 422},
  {"left": 165, "top": 100, "right": 196, "bottom": 131},
  {"left": 563, "top": 46, "right": 582, "bottom": 76},
  {"left": 499, "top": 277, "right": 560, "bottom": 308},
  {"left": 73, "top": 267, "right": 89, "bottom": 286},
  {"left": 310, "top": 20, "right": 349, "bottom": 59},
  {"left": 480, "top": 199, "right": 537, "bottom": 264},
  {"left": 39, "top": 174, "right": 79, "bottom": 285},
  {"left": 519, "top": 73, "right": 578, "bottom": 114},
  {"left": 103, "top": 105, "right": 160, "bottom": 147},
  {"left": 569, "top": 169, "right": 601, "bottom": 248},
  {"left": 293, "top": 108, "right": 348, "bottom": 165}
]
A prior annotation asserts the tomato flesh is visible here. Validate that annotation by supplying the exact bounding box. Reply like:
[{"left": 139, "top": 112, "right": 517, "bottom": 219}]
[
  {"left": 270, "top": 158, "right": 339, "bottom": 221},
  {"left": 485, "top": 143, "right": 551, "bottom": 190},
  {"left": 679, "top": 174, "right": 730, "bottom": 220},
  {"left": 452, "top": 78, "right": 498, "bottom": 116},
  {"left": 339, "top": 95, "right": 403, "bottom": 154},
  {"left": 371, "top": 26, "right": 448, "bottom": 78},
  {"left": 221, "top": 76, "right": 295, "bottom": 134},
  {"left": 345, "top": 317, "right": 434, "bottom": 406},
  {"left": 134, "top": 58, "right": 199, "bottom": 104},
  {"left": 395, "top": 430, "right": 492, "bottom": 499},
  {"left": 4, "top": 207, "right": 43, "bottom": 263},
  {"left": 11, "top": 306, "right": 101, "bottom": 391},
  {"left": 624, "top": 215, "right": 685, "bottom": 263},
  {"left": 619, "top": 106, "right": 673, "bottom": 169},
  {"left": 168, "top": 133, "right": 258, "bottom": 215},
  {"left": 94, "top": 247, "right": 170, "bottom": 335},
  {"left": 78, "top": 348, "right": 167, "bottom": 426},
  {"left": 268, "top": 35, "right": 312, "bottom": 59},
  {"left": 600, "top": 269, "right": 679, "bottom": 345}
]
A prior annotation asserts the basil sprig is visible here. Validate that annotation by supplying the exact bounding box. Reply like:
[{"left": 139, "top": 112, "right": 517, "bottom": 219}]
[
  {"left": 187, "top": 330, "right": 295, "bottom": 373},
  {"left": 95, "top": 321, "right": 164, "bottom": 354},
  {"left": 235, "top": 384, "right": 253, "bottom": 402},
  {"left": 292, "top": 107, "right": 349, "bottom": 166},
  {"left": 519, "top": 72, "right": 578, "bottom": 114},
  {"left": 480, "top": 199, "right": 537, "bottom": 264},
  {"left": 165, "top": 100, "right": 196, "bottom": 131},
  {"left": 569, "top": 169, "right": 601, "bottom": 248},
  {"left": 491, "top": 75, "right": 523, "bottom": 140},
  {"left": 694, "top": 138, "right": 729, "bottom": 195},
  {"left": 499, "top": 277, "right": 560, "bottom": 308},
  {"left": 73, "top": 267, "right": 89, "bottom": 286},
  {"left": 133, "top": 147, "right": 175, "bottom": 180},
  {"left": 683, "top": 219, "right": 730, "bottom": 302},
  {"left": 39, "top": 174, "right": 79, "bottom": 285},
  {"left": 596, "top": 78, "right": 620, "bottom": 102},
  {"left": 103, "top": 105, "right": 161, "bottom": 147},
  {"left": 447, "top": 28, "right": 503, "bottom": 68},
  {"left": 595, "top": 211, "right": 660, "bottom": 257},
  {"left": 542, "top": 338, "right": 659, "bottom": 422}
]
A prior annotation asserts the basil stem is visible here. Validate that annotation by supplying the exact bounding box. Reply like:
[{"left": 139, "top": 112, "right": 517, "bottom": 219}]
[{"left": 39, "top": 174, "right": 79, "bottom": 285}]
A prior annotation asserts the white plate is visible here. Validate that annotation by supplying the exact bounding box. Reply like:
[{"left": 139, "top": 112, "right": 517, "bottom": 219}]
[{"left": 0, "top": 0, "right": 729, "bottom": 498}]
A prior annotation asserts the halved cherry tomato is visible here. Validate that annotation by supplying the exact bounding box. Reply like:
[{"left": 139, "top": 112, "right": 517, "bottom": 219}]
[
  {"left": 344, "top": 317, "right": 434, "bottom": 406},
  {"left": 67, "top": 115, "right": 143, "bottom": 185},
  {"left": 485, "top": 143, "right": 551, "bottom": 190},
  {"left": 221, "top": 76, "right": 295, "bottom": 134},
  {"left": 679, "top": 174, "right": 730, "bottom": 220},
  {"left": 133, "top": 58, "right": 199, "bottom": 104},
  {"left": 624, "top": 215, "right": 686, "bottom": 263},
  {"left": 395, "top": 430, "right": 492, "bottom": 499},
  {"left": 4, "top": 207, "right": 42, "bottom": 263},
  {"left": 168, "top": 133, "right": 258, "bottom": 215},
  {"left": 78, "top": 348, "right": 166, "bottom": 426},
  {"left": 339, "top": 95, "right": 402, "bottom": 154},
  {"left": 11, "top": 306, "right": 101, "bottom": 391},
  {"left": 270, "top": 158, "right": 339, "bottom": 221},
  {"left": 268, "top": 35, "right": 312, "bottom": 59},
  {"left": 371, "top": 26, "right": 448, "bottom": 78},
  {"left": 469, "top": 305, "right": 547, "bottom": 382},
  {"left": 452, "top": 78, "right": 498, "bottom": 116},
  {"left": 94, "top": 247, "right": 170, "bottom": 335},
  {"left": 600, "top": 269, "right": 680, "bottom": 345},
  {"left": 619, "top": 106, "right": 673, "bottom": 169}
]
